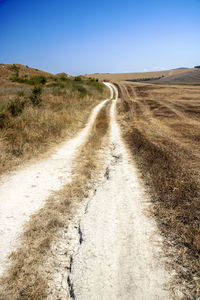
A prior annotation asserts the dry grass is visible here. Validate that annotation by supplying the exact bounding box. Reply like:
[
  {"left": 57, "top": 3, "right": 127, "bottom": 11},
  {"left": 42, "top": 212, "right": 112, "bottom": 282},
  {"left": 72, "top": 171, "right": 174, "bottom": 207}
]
[
  {"left": 0, "top": 75, "right": 108, "bottom": 175},
  {"left": 0, "top": 100, "right": 111, "bottom": 299},
  {"left": 0, "top": 63, "right": 52, "bottom": 79},
  {"left": 116, "top": 82, "right": 200, "bottom": 298}
]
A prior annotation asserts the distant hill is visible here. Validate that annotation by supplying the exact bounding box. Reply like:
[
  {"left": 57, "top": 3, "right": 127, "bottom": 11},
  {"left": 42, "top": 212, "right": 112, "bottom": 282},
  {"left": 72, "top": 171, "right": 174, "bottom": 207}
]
[
  {"left": 87, "top": 68, "right": 196, "bottom": 84},
  {"left": 55, "top": 72, "right": 69, "bottom": 78},
  {"left": 0, "top": 63, "right": 52, "bottom": 79},
  {"left": 150, "top": 69, "right": 200, "bottom": 85}
]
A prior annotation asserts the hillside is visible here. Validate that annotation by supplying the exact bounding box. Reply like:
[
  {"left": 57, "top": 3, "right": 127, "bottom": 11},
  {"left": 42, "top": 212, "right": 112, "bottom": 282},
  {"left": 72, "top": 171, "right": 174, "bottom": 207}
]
[
  {"left": 0, "top": 63, "right": 52, "bottom": 80},
  {"left": 150, "top": 68, "right": 200, "bottom": 84},
  {"left": 87, "top": 68, "right": 194, "bottom": 82},
  {"left": 0, "top": 63, "right": 108, "bottom": 174}
]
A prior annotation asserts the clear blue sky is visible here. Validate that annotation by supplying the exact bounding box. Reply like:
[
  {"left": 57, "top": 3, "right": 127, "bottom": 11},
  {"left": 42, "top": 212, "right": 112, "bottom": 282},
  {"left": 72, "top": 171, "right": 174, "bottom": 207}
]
[{"left": 0, "top": 0, "right": 199, "bottom": 75}]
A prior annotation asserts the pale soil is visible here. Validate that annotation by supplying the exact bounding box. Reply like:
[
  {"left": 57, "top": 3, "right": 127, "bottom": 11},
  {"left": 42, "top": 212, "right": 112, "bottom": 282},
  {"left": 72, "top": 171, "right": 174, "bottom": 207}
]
[
  {"left": 0, "top": 97, "right": 108, "bottom": 276},
  {"left": 47, "top": 83, "right": 173, "bottom": 299}
]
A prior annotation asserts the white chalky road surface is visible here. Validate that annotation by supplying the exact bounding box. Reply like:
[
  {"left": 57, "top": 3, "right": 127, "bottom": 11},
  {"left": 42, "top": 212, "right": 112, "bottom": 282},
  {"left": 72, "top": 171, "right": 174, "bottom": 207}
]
[{"left": 69, "top": 83, "right": 171, "bottom": 300}]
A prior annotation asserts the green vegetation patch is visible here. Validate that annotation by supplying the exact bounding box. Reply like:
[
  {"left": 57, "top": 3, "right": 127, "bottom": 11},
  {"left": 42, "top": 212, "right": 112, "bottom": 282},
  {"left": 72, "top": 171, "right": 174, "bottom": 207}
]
[
  {"left": 86, "top": 79, "right": 103, "bottom": 93},
  {"left": 7, "top": 97, "right": 26, "bottom": 116},
  {"left": 126, "top": 76, "right": 164, "bottom": 82},
  {"left": 11, "top": 75, "right": 47, "bottom": 85},
  {"left": 46, "top": 76, "right": 104, "bottom": 96}
]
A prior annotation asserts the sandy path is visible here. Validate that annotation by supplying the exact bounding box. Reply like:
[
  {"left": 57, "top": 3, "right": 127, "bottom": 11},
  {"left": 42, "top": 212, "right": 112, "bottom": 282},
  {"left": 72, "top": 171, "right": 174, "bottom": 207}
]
[
  {"left": 69, "top": 83, "right": 171, "bottom": 299},
  {"left": 0, "top": 97, "right": 109, "bottom": 276}
]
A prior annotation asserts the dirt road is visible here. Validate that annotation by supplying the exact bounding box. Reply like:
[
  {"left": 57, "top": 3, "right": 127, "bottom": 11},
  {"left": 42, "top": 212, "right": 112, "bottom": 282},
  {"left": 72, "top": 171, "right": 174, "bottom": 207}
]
[
  {"left": 68, "top": 83, "right": 172, "bottom": 299},
  {"left": 0, "top": 97, "right": 109, "bottom": 276}
]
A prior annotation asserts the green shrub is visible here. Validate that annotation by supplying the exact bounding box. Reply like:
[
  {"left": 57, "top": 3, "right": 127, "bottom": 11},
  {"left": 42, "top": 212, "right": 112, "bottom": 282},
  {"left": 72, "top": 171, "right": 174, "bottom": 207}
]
[
  {"left": 59, "top": 76, "right": 70, "bottom": 82},
  {"left": 74, "top": 76, "right": 82, "bottom": 82},
  {"left": 76, "top": 85, "right": 88, "bottom": 97},
  {"left": 0, "top": 106, "right": 8, "bottom": 128},
  {"left": 36, "top": 76, "right": 47, "bottom": 85},
  {"left": 47, "top": 82, "right": 65, "bottom": 89},
  {"left": 30, "top": 86, "right": 42, "bottom": 105},
  {"left": 27, "top": 75, "right": 47, "bottom": 85},
  {"left": 87, "top": 79, "right": 103, "bottom": 93},
  {"left": 11, "top": 75, "right": 47, "bottom": 85},
  {"left": 7, "top": 98, "right": 26, "bottom": 116},
  {"left": 11, "top": 77, "right": 24, "bottom": 84}
]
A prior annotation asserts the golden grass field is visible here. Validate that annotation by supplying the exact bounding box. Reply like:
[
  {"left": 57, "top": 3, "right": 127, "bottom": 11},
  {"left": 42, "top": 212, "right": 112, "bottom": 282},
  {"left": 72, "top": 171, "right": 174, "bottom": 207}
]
[{"left": 116, "top": 82, "right": 200, "bottom": 298}]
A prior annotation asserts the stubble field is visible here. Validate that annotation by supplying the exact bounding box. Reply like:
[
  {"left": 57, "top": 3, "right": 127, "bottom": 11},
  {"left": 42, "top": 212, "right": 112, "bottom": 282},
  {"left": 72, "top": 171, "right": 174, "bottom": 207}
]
[{"left": 116, "top": 82, "right": 200, "bottom": 298}]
